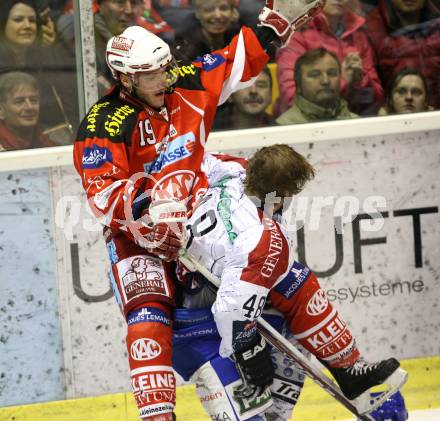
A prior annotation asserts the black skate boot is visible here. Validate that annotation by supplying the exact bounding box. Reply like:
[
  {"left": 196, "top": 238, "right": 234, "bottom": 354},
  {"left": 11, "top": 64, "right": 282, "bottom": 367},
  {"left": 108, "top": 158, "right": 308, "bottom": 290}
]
[
  {"left": 328, "top": 357, "right": 408, "bottom": 414},
  {"left": 329, "top": 357, "right": 400, "bottom": 400}
]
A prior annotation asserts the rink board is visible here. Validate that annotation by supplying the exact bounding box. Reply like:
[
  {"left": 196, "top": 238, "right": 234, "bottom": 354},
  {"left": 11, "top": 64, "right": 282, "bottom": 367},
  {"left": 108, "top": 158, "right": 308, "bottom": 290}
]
[
  {"left": 0, "top": 356, "right": 439, "bottom": 420},
  {"left": 0, "top": 169, "right": 65, "bottom": 404},
  {"left": 0, "top": 129, "right": 439, "bottom": 408}
]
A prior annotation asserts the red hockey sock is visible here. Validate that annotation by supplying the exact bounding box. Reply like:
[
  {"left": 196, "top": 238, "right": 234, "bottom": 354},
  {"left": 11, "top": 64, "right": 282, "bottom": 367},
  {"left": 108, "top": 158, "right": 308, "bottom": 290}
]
[
  {"left": 271, "top": 272, "right": 360, "bottom": 367},
  {"left": 126, "top": 302, "right": 176, "bottom": 419}
]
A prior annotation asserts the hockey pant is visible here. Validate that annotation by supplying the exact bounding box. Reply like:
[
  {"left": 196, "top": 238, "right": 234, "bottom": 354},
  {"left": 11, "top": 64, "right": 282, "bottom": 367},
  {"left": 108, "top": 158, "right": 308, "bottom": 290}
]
[
  {"left": 105, "top": 228, "right": 177, "bottom": 419},
  {"left": 173, "top": 308, "right": 305, "bottom": 421},
  {"left": 270, "top": 261, "right": 360, "bottom": 368}
]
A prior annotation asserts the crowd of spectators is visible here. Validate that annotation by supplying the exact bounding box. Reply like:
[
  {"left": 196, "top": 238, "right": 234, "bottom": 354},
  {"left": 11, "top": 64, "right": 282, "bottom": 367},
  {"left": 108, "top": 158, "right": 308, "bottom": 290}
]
[
  {"left": 0, "top": 0, "right": 76, "bottom": 150},
  {"left": 0, "top": 0, "right": 438, "bottom": 151}
]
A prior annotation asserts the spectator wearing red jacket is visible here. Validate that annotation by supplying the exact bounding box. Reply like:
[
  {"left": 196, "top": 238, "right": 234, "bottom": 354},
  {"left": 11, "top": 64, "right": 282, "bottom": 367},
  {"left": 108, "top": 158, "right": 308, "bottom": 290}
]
[
  {"left": 0, "top": 72, "right": 57, "bottom": 151},
  {"left": 275, "top": 0, "right": 384, "bottom": 117},
  {"left": 366, "top": 0, "right": 440, "bottom": 108}
]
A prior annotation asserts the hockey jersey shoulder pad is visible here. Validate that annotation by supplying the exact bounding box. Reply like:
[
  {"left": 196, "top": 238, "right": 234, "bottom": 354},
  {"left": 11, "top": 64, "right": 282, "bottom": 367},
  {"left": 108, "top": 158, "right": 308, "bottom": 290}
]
[
  {"left": 172, "top": 60, "right": 204, "bottom": 91},
  {"left": 76, "top": 90, "right": 140, "bottom": 145}
]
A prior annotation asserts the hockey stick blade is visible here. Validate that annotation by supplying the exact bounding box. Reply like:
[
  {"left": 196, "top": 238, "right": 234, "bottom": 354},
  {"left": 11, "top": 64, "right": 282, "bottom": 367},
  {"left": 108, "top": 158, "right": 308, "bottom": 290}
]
[
  {"left": 257, "top": 320, "right": 375, "bottom": 421},
  {"left": 179, "top": 253, "right": 378, "bottom": 420}
]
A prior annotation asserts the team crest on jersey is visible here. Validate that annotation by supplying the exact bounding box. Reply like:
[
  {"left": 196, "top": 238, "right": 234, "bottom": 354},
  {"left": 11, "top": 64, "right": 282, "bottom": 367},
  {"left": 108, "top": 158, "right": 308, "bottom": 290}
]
[
  {"left": 168, "top": 124, "right": 178, "bottom": 137},
  {"left": 306, "top": 289, "right": 328, "bottom": 316},
  {"left": 144, "top": 132, "right": 195, "bottom": 174},
  {"left": 82, "top": 145, "right": 113, "bottom": 169},
  {"left": 130, "top": 338, "right": 162, "bottom": 361},
  {"left": 149, "top": 169, "right": 196, "bottom": 203},
  {"left": 195, "top": 53, "right": 225, "bottom": 71}
]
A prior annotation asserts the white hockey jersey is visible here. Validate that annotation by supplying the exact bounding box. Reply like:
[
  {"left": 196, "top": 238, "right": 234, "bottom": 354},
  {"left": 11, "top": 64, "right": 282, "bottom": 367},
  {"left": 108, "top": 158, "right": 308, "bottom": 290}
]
[{"left": 184, "top": 153, "right": 296, "bottom": 357}]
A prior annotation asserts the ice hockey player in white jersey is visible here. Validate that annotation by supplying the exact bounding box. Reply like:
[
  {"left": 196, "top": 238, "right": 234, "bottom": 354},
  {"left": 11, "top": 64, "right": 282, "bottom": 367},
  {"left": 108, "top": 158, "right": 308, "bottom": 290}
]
[{"left": 172, "top": 145, "right": 407, "bottom": 421}]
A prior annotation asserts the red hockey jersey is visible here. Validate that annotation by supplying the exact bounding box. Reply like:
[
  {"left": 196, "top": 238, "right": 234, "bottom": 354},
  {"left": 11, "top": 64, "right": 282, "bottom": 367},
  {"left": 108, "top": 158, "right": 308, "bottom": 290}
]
[{"left": 73, "top": 27, "right": 269, "bottom": 241}]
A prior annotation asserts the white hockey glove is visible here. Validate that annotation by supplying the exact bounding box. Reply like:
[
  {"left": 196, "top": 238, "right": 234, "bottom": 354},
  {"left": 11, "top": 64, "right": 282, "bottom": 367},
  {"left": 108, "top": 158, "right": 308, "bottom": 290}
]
[
  {"left": 141, "top": 199, "right": 187, "bottom": 261},
  {"left": 259, "top": 0, "right": 325, "bottom": 46}
]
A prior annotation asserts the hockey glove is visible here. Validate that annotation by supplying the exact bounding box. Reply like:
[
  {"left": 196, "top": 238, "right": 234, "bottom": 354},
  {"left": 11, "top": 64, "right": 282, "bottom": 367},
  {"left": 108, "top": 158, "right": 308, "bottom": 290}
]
[
  {"left": 141, "top": 199, "right": 187, "bottom": 261},
  {"left": 259, "top": 0, "right": 325, "bottom": 46},
  {"left": 233, "top": 334, "right": 274, "bottom": 400},
  {"left": 145, "top": 221, "right": 185, "bottom": 261},
  {"left": 175, "top": 261, "right": 207, "bottom": 294}
]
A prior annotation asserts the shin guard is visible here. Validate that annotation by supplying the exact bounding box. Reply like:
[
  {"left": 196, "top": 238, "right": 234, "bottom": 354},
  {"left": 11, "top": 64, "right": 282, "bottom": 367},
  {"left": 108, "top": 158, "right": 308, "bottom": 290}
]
[{"left": 126, "top": 303, "right": 176, "bottom": 419}]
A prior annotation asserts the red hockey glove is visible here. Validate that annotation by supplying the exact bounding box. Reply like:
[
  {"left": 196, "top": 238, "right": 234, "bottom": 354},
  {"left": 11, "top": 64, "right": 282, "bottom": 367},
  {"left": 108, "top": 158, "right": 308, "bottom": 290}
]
[
  {"left": 175, "top": 261, "right": 192, "bottom": 286},
  {"left": 175, "top": 261, "right": 208, "bottom": 294},
  {"left": 139, "top": 199, "right": 187, "bottom": 261},
  {"left": 146, "top": 221, "right": 185, "bottom": 261},
  {"left": 259, "top": 0, "right": 325, "bottom": 46}
]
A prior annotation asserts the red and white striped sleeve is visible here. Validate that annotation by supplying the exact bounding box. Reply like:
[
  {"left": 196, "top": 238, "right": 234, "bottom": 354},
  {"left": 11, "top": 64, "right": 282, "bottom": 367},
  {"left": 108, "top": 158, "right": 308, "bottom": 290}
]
[
  {"left": 194, "top": 27, "right": 270, "bottom": 106},
  {"left": 212, "top": 213, "right": 292, "bottom": 357}
]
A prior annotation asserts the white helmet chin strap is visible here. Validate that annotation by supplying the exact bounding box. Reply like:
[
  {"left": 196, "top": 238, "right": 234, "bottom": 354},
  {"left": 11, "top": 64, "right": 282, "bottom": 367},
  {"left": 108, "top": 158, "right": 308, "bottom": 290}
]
[
  {"left": 126, "top": 75, "right": 142, "bottom": 99},
  {"left": 129, "top": 74, "right": 138, "bottom": 92},
  {"left": 117, "top": 73, "right": 137, "bottom": 95}
]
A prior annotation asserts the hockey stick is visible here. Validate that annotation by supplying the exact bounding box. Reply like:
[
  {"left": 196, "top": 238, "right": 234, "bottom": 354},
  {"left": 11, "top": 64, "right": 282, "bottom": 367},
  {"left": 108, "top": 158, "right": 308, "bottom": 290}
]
[
  {"left": 179, "top": 252, "right": 377, "bottom": 421},
  {"left": 146, "top": 200, "right": 401, "bottom": 419}
]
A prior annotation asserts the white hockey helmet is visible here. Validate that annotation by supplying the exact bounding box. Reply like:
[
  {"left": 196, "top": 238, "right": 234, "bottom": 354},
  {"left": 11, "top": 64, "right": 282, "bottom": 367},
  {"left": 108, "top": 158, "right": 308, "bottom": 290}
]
[{"left": 106, "top": 26, "right": 178, "bottom": 89}]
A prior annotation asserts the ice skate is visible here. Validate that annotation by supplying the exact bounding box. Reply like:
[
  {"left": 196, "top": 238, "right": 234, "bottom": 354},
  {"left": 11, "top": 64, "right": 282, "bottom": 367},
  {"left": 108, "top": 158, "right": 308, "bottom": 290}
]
[{"left": 328, "top": 357, "right": 408, "bottom": 415}]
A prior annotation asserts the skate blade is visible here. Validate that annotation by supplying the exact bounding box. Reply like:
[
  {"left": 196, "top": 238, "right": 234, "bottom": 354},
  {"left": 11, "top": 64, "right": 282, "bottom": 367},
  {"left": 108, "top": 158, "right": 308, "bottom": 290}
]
[{"left": 352, "top": 368, "right": 408, "bottom": 415}]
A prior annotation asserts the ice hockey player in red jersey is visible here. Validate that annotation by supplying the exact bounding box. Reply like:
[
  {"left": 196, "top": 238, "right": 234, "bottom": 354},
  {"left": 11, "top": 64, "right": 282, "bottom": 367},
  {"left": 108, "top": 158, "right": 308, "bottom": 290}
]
[{"left": 73, "top": 1, "right": 324, "bottom": 419}]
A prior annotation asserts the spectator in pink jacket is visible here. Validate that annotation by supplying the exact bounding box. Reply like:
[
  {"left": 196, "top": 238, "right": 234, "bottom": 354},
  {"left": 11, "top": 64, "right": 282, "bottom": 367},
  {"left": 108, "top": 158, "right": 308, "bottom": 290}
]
[
  {"left": 365, "top": 0, "right": 440, "bottom": 108},
  {"left": 275, "top": 0, "right": 384, "bottom": 117}
]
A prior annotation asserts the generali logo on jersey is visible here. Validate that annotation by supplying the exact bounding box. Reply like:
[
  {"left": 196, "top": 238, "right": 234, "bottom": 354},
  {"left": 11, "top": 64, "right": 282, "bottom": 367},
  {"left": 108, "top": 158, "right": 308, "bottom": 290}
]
[
  {"left": 261, "top": 218, "right": 284, "bottom": 278},
  {"left": 131, "top": 338, "right": 162, "bottom": 361}
]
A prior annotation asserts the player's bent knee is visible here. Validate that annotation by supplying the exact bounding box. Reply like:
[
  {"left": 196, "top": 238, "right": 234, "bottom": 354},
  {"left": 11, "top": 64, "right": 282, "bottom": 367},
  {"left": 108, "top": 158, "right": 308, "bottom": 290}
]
[
  {"left": 193, "top": 359, "right": 272, "bottom": 420},
  {"left": 126, "top": 305, "right": 175, "bottom": 419}
]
